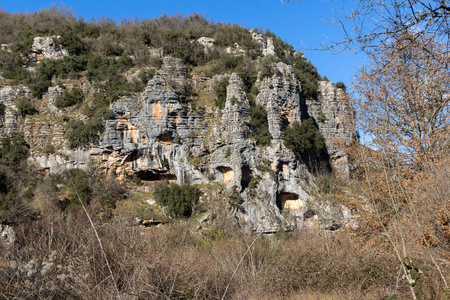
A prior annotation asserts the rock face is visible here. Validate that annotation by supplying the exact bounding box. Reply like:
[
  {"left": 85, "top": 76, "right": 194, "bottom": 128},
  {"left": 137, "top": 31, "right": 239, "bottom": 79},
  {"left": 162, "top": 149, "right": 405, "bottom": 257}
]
[
  {"left": 0, "top": 43, "right": 355, "bottom": 233},
  {"left": 0, "top": 87, "right": 30, "bottom": 136},
  {"left": 307, "top": 81, "right": 356, "bottom": 178},
  {"left": 250, "top": 29, "right": 277, "bottom": 57},
  {"left": 30, "top": 36, "right": 68, "bottom": 63}
]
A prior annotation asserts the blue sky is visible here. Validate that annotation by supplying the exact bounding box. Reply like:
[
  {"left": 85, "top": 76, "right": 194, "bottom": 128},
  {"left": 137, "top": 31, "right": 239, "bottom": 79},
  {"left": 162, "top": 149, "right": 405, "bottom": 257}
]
[{"left": 1, "top": 0, "right": 365, "bottom": 89}]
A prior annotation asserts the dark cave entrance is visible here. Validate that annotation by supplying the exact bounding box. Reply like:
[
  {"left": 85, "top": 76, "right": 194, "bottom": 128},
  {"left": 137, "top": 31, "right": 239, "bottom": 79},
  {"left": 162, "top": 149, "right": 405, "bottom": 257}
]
[
  {"left": 134, "top": 170, "right": 177, "bottom": 182},
  {"left": 241, "top": 166, "right": 253, "bottom": 189}
]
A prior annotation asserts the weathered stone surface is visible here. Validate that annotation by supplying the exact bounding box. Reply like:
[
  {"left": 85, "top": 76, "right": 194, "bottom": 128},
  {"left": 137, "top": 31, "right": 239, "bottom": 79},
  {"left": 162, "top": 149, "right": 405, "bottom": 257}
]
[
  {"left": 1, "top": 44, "right": 11, "bottom": 52},
  {"left": 0, "top": 49, "right": 356, "bottom": 232},
  {"left": 148, "top": 48, "right": 164, "bottom": 58},
  {"left": 197, "top": 37, "right": 215, "bottom": 52},
  {"left": 0, "top": 86, "right": 31, "bottom": 136},
  {"left": 0, "top": 224, "right": 16, "bottom": 248},
  {"left": 307, "top": 81, "right": 356, "bottom": 177},
  {"left": 263, "top": 38, "right": 276, "bottom": 57},
  {"left": 250, "top": 29, "right": 277, "bottom": 57},
  {"left": 30, "top": 36, "right": 68, "bottom": 63}
]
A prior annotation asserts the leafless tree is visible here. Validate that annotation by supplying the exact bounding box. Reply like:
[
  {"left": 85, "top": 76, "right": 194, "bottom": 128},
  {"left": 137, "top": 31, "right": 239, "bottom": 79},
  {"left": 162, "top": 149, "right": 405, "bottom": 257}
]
[{"left": 284, "top": 0, "right": 450, "bottom": 56}]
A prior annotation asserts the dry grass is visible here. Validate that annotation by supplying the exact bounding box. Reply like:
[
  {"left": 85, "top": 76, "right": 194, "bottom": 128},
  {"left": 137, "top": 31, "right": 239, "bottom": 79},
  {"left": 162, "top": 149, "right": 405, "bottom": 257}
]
[
  {"left": 0, "top": 155, "right": 448, "bottom": 299},
  {"left": 2, "top": 210, "right": 446, "bottom": 299}
]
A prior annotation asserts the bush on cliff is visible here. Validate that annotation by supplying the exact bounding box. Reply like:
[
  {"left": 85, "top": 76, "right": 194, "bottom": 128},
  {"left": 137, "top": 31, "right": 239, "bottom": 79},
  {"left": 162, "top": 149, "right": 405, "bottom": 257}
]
[
  {"left": 55, "top": 87, "right": 84, "bottom": 108},
  {"left": 0, "top": 135, "right": 29, "bottom": 166},
  {"left": 283, "top": 118, "right": 329, "bottom": 171},
  {"left": 250, "top": 104, "right": 272, "bottom": 146},
  {"left": 214, "top": 76, "right": 229, "bottom": 109},
  {"left": 153, "top": 182, "right": 202, "bottom": 218}
]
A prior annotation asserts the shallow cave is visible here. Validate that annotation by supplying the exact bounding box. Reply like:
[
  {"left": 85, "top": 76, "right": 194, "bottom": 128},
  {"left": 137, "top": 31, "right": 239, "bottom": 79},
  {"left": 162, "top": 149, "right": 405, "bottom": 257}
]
[
  {"left": 156, "top": 133, "right": 172, "bottom": 143},
  {"left": 217, "top": 166, "right": 234, "bottom": 185},
  {"left": 276, "top": 193, "right": 300, "bottom": 211},
  {"left": 134, "top": 170, "right": 177, "bottom": 182}
]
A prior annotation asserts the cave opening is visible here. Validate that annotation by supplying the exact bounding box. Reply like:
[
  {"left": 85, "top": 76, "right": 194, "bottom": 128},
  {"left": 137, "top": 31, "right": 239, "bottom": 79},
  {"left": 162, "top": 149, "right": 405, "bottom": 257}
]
[
  {"left": 241, "top": 166, "right": 253, "bottom": 189},
  {"left": 156, "top": 133, "right": 172, "bottom": 144},
  {"left": 276, "top": 193, "right": 300, "bottom": 211},
  {"left": 217, "top": 166, "right": 234, "bottom": 185},
  {"left": 134, "top": 170, "right": 177, "bottom": 182}
]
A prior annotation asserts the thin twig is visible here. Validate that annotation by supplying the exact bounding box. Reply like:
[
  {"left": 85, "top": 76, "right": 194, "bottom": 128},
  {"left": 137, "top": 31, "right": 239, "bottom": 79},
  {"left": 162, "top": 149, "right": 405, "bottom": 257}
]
[
  {"left": 221, "top": 233, "right": 262, "bottom": 300},
  {"left": 71, "top": 180, "right": 122, "bottom": 300}
]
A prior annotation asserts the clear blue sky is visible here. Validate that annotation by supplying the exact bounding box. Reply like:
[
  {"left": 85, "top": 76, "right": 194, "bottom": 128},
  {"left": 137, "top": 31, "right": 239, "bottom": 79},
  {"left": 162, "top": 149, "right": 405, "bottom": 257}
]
[{"left": 1, "top": 0, "right": 365, "bottom": 89}]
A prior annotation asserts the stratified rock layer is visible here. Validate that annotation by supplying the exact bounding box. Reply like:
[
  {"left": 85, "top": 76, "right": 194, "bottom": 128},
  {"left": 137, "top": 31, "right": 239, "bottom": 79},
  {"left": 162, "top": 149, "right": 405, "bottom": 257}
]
[{"left": 0, "top": 44, "right": 355, "bottom": 232}]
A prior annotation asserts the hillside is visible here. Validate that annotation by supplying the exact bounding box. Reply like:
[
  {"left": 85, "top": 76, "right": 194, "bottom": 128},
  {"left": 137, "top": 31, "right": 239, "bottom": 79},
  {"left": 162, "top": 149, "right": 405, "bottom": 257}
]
[
  {"left": 0, "top": 7, "right": 448, "bottom": 300},
  {"left": 0, "top": 8, "right": 356, "bottom": 232}
]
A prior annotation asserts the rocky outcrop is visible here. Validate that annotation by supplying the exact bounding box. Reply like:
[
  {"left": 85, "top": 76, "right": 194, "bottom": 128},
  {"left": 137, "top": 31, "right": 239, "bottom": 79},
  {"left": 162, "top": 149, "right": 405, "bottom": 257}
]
[
  {"left": 307, "top": 81, "right": 356, "bottom": 177},
  {"left": 0, "top": 224, "right": 16, "bottom": 249},
  {"left": 0, "top": 51, "right": 355, "bottom": 233},
  {"left": 30, "top": 37, "right": 68, "bottom": 63},
  {"left": 197, "top": 37, "right": 215, "bottom": 52},
  {"left": 0, "top": 86, "right": 31, "bottom": 136}
]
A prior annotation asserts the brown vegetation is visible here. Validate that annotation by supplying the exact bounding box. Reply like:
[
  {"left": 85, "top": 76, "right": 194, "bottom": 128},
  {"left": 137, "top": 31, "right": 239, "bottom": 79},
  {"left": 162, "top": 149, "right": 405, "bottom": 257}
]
[{"left": 4, "top": 213, "right": 444, "bottom": 299}]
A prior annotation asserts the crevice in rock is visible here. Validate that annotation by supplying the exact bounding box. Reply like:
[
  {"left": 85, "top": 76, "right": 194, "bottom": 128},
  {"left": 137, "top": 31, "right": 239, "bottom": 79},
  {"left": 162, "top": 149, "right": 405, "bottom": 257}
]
[{"left": 123, "top": 150, "right": 140, "bottom": 163}]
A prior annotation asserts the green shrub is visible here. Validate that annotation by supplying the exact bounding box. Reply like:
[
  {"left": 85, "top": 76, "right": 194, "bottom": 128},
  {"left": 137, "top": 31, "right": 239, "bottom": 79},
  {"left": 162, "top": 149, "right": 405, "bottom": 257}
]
[
  {"left": 0, "top": 135, "right": 29, "bottom": 166},
  {"left": 54, "top": 87, "right": 84, "bottom": 108},
  {"left": 236, "top": 58, "right": 258, "bottom": 95},
  {"left": 59, "top": 30, "right": 87, "bottom": 55},
  {"left": 214, "top": 76, "right": 229, "bottom": 109},
  {"left": 292, "top": 58, "right": 321, "bottom": 99},
  {"left": 0, "top": 50, "right": 29, "bottom": 83},
  {"left": 317, "top": 111, "right": 328, "bottom": 123},
  {"left": 219, "top": 53, "right": 242, "bottom": 70},
  {"left": 52, "top": 55, "right": 89, "bottom": 79},
  {"left": 105, "top": 43, "right": 124, "bottom": 56},
  {"left": 226, "top": 185, "right": 243, "bottom": 210},
  {"left": 225, "top": 147, "right": 231, "bottom": 157},
  {"left": 153, "top": 182, "right": 202, "bottom": 218},
  {"left": 132, "top": 176, "right": 142, "bottom": 185},
  {"left": 59, "top": 169, "right": 125, "bottom": 210},
  {"left": 30, "top": 77, "right": 52, "bottom": 99},
  {"left": 336, "top": 81, "right": 347, "bottom": 91},
  {"left": 249, "top": 104, "right": 272, "bottom": 146},
  {"left": 65, "top": 168, "right": 92, "bottom": 205},
  {"left": 139, "top": 68, "right": 156, "bottom": 84},
  {"left": 259, "top": 55, "right": 278, "bottom": 79},
  {"left": 265, "top": 30, "right": 294, "bottom": 59},
  {"left": 0, "top": 170, "right": 20, "bottom": 224},
  {"left": 283, "top": 118, "right": 329, "bottom": 171},
  {"left": 248, "top": 175, "right": 261, "bottom": 188},
  {"left": 117, "top": 54, "right": 133, "bottom": 69},
  {"left": 64, "top": 117, "right": 103, "bottom": 148}
]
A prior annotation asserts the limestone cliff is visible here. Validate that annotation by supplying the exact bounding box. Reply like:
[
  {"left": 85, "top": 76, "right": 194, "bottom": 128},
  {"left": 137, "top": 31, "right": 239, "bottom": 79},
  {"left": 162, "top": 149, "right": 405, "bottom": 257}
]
[{"left": 0, "top": 34, "right": 355, "bottom": 233}]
